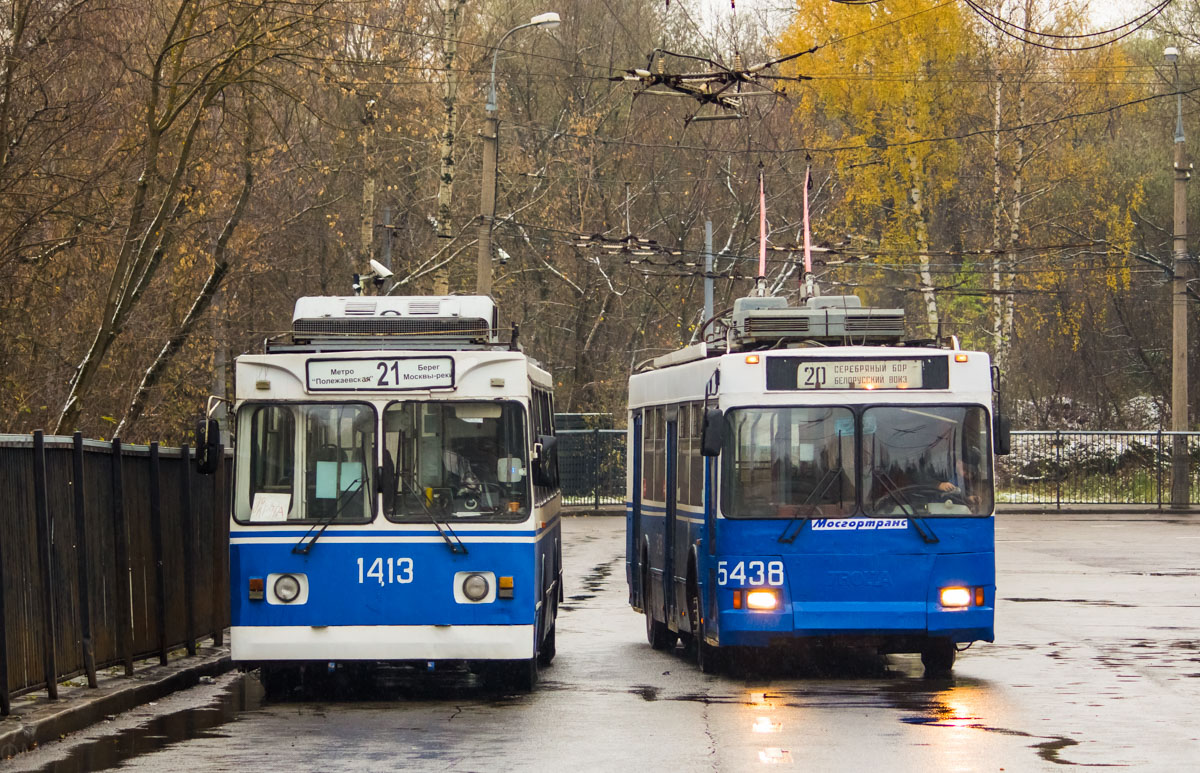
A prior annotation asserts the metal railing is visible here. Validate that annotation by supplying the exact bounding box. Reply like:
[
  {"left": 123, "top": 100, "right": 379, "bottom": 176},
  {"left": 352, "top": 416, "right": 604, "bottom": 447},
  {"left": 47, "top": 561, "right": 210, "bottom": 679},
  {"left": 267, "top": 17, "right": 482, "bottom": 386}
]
[
  {"left": 0, "top": 432, "right": 229, "bottom": 713},
  {"left": 1000, "top": 430, "right": 1200, "bottom": 508},
  {"left": 556, "top": 429, "right": 626, "bottom": 509}
]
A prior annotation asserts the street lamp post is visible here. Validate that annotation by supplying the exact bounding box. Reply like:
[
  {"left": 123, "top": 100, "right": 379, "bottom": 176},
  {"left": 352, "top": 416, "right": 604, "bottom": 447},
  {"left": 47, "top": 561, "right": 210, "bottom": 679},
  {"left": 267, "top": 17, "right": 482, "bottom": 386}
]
[
  {"left": 1166, "top": 46, "right": 1191, "bottom": 508},
  {"left": 477, "top": 12, "right": 561, "bottom": 297}
]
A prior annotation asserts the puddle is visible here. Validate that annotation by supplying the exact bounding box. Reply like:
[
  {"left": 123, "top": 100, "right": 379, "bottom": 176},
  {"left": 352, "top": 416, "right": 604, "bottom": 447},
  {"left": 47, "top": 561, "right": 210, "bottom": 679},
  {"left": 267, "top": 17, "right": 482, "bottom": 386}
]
[
  {"left": 579, "top": 558, "right": 618, "bottom": 594},
  {"left": 29, "top": 675, "right": 262, "bottom": 773},
  {"left": 1005, "top": 597, "right": 1135, "bottom": 608}
]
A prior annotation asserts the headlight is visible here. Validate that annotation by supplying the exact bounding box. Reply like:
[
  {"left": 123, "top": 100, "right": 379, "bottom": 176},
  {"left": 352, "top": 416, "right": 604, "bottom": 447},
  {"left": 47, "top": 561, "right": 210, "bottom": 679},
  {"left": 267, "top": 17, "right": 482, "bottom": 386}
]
[
  {"left": 745, "top": 589, "right": 778, "bottom": 611},
  {"left": 462, "top": 573, "right": 490, "bottom": 602},
  {"left": 939, "top": 586, "right": 971, "bottom": 608},
  {"left": 274, "top": 574, "right": 301, "bottom": 603}
]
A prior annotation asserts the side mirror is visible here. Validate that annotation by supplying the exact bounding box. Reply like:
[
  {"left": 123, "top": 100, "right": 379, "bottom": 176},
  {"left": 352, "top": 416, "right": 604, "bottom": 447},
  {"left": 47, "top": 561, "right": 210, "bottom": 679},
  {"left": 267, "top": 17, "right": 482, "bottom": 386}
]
[
  {"left": 531, "top": 435, "right": 559, "bottom": 487},
  {"left": 195, "top": 418, "right": 223, "bottom": 474},
  {"left": 993, "top": 414, "right": 1011, "bottom": 456},
  {"left": 701, "top": 408, "right": 726, "bottom": 457}
]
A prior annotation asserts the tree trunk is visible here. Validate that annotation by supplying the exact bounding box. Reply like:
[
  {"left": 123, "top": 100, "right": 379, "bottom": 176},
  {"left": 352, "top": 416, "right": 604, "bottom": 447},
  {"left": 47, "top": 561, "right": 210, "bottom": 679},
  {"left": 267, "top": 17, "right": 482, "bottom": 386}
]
[{"left": 116, "top": 110, "right": 254, "bottom": 437}]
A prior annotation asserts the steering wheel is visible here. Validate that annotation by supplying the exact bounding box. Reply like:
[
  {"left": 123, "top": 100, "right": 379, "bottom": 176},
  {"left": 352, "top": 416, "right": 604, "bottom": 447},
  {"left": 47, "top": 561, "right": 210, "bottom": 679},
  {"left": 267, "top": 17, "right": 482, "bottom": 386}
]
[{"left": 873, "top": 484, "right": 968, "bottom": 511}]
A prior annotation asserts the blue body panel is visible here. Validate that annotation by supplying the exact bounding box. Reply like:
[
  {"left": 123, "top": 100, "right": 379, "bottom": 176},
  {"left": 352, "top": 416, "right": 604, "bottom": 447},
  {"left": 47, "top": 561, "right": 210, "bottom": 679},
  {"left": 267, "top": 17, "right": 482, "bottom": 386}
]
[
  {"left": 630, "top": 488, "right": 995, "bottom": 651},
  {"left": 231, "top": 534, "right": 543, "bottom": 628}
]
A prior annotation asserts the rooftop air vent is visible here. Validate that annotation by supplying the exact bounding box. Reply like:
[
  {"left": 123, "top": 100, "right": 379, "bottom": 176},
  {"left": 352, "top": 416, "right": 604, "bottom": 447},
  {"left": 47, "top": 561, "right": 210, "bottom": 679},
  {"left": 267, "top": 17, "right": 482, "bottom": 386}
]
[
  {"left": 729, "top": 295, "right": 905, "bottom": 347},
  {"left": 289, "top": 295, "right": 498, "bottom": 348}
]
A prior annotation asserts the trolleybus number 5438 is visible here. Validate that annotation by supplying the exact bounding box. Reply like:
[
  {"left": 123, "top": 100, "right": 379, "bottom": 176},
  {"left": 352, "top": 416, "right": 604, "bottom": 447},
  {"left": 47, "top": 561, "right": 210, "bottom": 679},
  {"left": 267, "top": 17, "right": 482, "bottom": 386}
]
[
  {"left": 718, "top": 560, "right": 785, "bottom": 586},
  {"left": 356, "top": 556, "right": 415, "bottom": 585}
]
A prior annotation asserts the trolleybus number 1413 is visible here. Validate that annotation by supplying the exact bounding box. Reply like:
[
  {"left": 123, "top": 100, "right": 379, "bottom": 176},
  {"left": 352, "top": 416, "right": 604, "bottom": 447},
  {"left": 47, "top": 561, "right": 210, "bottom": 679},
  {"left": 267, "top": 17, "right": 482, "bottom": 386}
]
[
  {"left": 717, "top": 560, "right": 785, "bottom": 587},
  {"left": 356, "top": 556, "right": 415, "bottom": 586}
]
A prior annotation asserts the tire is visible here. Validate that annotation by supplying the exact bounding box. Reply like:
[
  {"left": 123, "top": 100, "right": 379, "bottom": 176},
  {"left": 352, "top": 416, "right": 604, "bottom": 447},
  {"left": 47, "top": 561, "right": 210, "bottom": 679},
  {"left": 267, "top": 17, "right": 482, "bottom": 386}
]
[
  {"left": 690, "top": 588, "right": 724, "bottom": 674},
  {"left": 259, "top": 665, "right": 297, "bottom": 700},
  {"left": 644, "top": 565, "right": 678, "bottom": 650},
  {"left": 537, "top": 622, "right": 556, "bottom": 666},
  {"left": 480, "top": 658, "right": 539, "bottom": 693},
  {"left": 921, "top": 638, "right": 957, "bottom": 677}
]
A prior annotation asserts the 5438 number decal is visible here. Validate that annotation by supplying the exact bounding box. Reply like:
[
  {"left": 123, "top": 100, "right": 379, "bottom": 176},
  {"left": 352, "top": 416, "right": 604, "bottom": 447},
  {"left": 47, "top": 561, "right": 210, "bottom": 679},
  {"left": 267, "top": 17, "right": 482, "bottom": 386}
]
[{"left": 717, "top": 560, "right": 784, "bottom": 587}]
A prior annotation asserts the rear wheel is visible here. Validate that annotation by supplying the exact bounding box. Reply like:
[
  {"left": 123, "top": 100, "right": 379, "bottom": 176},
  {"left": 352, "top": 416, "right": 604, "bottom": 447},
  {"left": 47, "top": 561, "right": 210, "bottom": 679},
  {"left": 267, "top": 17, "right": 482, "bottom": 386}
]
[
  {"left": 921, "top": 638, "right": 957, "bottom": 677},
  {"left": 644, "top": 565, "right": 678, "bottom": 650}
]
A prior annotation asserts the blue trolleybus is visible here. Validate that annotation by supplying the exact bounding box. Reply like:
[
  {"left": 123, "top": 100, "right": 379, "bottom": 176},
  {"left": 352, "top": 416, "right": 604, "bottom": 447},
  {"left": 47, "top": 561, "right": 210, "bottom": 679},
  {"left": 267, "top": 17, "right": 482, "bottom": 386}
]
[
  {"left": 626, "top": 295, "right": 1010, "bottom": 674},
  {"left": 223, "top": 295, "right": 561, "bottom": 692}
]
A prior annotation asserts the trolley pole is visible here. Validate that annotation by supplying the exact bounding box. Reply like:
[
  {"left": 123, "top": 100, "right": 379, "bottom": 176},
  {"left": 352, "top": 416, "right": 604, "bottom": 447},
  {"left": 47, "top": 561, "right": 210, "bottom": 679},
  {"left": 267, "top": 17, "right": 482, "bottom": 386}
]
[{"left": 1168, "top": 46, "right": 1191, "bottom": 509}]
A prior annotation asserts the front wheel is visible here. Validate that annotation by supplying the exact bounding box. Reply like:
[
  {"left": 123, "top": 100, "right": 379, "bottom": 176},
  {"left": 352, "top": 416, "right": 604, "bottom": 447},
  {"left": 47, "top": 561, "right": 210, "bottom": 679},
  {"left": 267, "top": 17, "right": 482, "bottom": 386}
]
[
  {"left": 537, "top": 622, "right": 556, "bottom": 666},
  {"left": 480, "top": 658, "right": 539, "bottom": 692},
  {"left": 921, "top": 638, "right": 957, "bottom": 677},
  {"left": 690, "top": 589, "right": 724, "bottom": 674}
]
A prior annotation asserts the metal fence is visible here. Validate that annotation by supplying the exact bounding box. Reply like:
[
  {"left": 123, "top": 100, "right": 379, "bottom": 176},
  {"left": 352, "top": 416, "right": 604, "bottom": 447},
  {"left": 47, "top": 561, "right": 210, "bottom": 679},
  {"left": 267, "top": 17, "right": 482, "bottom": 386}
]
[
  {"left": 556, "top": 429, "right": 627, "bottom": 508},
  {"left": 1000, "top": 430, "right": 1200, "bottom": 508},
  {"left": 0, "top": 432, "right": 229, "bottom": 714}
]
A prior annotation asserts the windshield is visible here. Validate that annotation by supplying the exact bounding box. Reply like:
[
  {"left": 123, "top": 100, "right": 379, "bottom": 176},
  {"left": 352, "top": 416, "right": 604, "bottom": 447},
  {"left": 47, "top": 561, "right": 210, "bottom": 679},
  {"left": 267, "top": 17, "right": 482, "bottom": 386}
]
[
  {"left": 722, "top": 407, "right": 857, "bottom": 518},
  {"left": 861, "top": 405, "right": 993, "bottom": 517},
  {"left": 235, "top": 403, "right": 375, "bottom": 524},
  {"left": 382, "top": 401, "right": 529, "bottom": 522}
]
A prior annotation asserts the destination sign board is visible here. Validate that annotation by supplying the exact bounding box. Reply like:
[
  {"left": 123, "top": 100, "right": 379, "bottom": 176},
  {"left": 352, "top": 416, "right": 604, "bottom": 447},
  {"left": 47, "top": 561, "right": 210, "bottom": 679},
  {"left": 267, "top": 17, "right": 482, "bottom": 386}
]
[
  {"left": 766, "top": 356, "right": 948, "bottom": 391},
  {"left": 306, "top": 356, "right": 454, "bottom": 392}
]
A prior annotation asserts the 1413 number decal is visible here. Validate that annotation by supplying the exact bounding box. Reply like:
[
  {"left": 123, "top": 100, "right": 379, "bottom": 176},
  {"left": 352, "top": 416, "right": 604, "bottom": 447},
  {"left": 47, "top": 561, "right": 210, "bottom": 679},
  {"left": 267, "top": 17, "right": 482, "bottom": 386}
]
[
  {"left": 356, "top": 556, "right": 414, "bottom": 586},
  {"left": 717, "top": 560, "right": 784, "bottom": 587}
]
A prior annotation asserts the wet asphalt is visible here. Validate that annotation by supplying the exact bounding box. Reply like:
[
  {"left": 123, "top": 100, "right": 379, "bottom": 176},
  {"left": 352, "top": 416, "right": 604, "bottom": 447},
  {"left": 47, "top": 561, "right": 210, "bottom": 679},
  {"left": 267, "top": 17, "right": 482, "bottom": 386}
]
[{"left": 6, "top": 512, "right": 1200, "bottom": 771}]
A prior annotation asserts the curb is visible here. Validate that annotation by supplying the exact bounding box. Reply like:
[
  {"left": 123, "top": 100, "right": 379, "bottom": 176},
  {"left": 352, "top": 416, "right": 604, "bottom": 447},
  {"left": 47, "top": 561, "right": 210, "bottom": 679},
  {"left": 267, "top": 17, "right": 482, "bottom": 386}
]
[{"left": 0, "top": 648, "right": 233, "bottom": 758}]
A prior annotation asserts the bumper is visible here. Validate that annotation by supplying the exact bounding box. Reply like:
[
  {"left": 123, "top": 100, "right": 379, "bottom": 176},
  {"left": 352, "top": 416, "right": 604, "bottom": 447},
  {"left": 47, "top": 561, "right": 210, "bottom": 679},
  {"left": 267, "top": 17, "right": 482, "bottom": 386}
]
[{"left": 231, "top": 624, "right": 535, "bottom": 662}]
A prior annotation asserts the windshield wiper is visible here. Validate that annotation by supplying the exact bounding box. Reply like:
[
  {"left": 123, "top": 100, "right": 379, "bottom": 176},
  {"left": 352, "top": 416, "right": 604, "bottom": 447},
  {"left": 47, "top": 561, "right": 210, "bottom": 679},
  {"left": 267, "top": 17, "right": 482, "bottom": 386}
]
[
  {"left": 293, "top": 478, "right": 365, "bottom": 554},
  {"left": 872, "top": 470, "right": 939, "bottom": 544},
  {"left": 777, "top": 468, "right": 843, "bottom": 543},
  {"left": 397, "top": 475, "right": 468, "bottom": 554}
]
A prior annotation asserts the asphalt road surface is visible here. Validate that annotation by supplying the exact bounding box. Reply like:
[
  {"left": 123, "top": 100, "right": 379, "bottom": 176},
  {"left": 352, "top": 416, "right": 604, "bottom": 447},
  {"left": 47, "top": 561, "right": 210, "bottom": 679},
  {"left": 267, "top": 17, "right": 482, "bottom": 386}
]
[{"left": 8, "top": 512, "right": 1200, "bottom": 771}]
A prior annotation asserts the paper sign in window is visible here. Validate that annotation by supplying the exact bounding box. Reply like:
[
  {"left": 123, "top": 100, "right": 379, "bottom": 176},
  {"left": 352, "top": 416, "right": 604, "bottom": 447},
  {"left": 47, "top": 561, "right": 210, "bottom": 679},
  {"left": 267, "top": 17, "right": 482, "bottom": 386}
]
[{"left": 249, "top": 493, "right": 291, "bottom": 522}]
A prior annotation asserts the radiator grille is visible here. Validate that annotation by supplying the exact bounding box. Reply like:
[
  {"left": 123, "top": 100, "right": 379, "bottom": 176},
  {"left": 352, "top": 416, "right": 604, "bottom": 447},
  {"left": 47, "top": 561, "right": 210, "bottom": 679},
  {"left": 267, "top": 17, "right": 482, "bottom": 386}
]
[
  {"left": 844, "top": 314, "right": 905, "bottom": 333},
  {"left": 744, "top": 317, "right": 811, "bottom": 335},
  {"left": 294, "top": 317, "right": 490, "bottom": 338}
]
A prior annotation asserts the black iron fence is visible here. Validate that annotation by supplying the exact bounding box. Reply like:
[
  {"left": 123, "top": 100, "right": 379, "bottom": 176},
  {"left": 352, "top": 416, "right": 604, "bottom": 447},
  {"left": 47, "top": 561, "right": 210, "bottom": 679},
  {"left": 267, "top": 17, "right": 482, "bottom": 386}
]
[
  {"left": 552, "top": 428, "right": 1200, "bottom": 511},
  {"left": 0, "top": 432, "right": 229, "bottom": 714},
  {"left": 1000, "top": 430, "right": 1200, "bottom": 508},
  {"left": 556, "top": 429, "right": 626, "bottom": 509}
]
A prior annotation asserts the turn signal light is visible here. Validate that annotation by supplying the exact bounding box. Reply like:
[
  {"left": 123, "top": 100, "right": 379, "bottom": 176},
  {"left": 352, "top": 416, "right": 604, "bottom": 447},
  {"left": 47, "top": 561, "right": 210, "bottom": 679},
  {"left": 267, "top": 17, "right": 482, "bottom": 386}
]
[
  {"left": 248, "top": 577, "right": 264, "bottom": 601},
  {"left": 498, "top": 576, "right": 514, "bottom": 599},
  {"left": 954, "top": 354, "right": 969, "bottom": 363},
  {"left": 939, "top": 586, "right": 971, "bottom": 608},
  {"left": 745, "top": 355, "right": 760, "bottom": 364},
  {"left": 745, "top": 590, "right": 778, "bottom": 611}
]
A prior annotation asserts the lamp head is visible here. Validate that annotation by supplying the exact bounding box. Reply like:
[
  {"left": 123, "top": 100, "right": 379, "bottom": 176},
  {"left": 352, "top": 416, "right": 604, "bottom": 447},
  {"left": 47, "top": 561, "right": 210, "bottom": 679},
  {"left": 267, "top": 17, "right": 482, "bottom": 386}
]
[
  {"left": 530, "top": 11, "right": 561, "bottom": 29},
  {"left": 1165, "top": 46, "right": 1180, "bottom": 64}
]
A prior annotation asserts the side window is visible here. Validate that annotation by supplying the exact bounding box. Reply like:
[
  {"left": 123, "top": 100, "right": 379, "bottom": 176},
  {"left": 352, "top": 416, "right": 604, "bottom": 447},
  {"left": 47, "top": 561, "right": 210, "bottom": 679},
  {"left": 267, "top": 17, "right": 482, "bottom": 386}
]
[
  {"left": 690, "top": 403, "right": 704, "bottom": 507},
  {"left": 250, "top": 405, "right": 295, "bottom": 501},
  {"left": 676, "top": 403, "right": 691, "bottom": 507}
]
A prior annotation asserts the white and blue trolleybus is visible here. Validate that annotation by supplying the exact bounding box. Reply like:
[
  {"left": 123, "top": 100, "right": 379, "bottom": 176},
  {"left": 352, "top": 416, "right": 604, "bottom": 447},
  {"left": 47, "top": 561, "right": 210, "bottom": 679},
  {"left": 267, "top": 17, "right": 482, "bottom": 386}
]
[
  {"left": 222, "top": 295, "right": 561, "bottom": 692},
  {"left": 626, "top": 294, "right": 1010, "bottom": 675}
]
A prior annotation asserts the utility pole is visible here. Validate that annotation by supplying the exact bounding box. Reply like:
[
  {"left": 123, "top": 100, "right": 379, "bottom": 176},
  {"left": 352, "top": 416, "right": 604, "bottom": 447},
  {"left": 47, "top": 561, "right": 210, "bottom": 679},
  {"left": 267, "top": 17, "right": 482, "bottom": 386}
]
[
  {"left": 704, "top": 220, "right": 713, "bottom": 323},
  {"left": 1167, "top": 46, "right": 1192, "bottom": 508},
  {"left": 477, "top": 112, "right": 498, "bottom": 297},
  {"left": 476, "top": 13, "right": 561, "bottom": 298}
]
